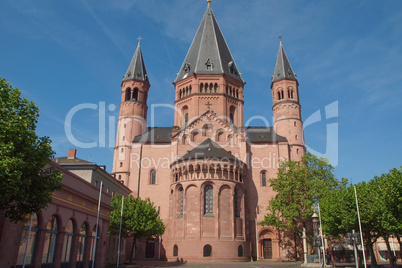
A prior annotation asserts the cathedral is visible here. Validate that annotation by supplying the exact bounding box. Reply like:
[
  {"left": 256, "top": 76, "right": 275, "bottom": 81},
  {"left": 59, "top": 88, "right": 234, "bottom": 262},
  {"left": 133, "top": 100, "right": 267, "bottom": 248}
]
[{"left": 113, "top": 0, "right": 305, "bottom": 261}]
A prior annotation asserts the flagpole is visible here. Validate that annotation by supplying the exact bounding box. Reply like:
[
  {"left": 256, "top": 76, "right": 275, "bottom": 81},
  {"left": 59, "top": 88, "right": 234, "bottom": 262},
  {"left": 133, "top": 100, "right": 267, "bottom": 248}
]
[
  {"left": 92, "top": 181, "right": 103, "bottom": 268},
  {"left": 354, "top": 186, "right": 367, "bottom": 268},
  {"left": 117, "top": 196, "right": 124, "bottom": 267}
]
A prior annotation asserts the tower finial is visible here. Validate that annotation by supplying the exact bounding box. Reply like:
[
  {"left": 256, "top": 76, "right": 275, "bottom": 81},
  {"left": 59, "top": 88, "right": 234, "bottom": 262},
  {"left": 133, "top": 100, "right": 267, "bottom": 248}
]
[
  {"left": 137, "top": 36, "right": 143, "bottom": 46},
  {"left": 278, "top": 34, "right": 283, "bottom": 43},
  {"left": 207, "top": 0, "right": 211, "bottom": 5}
]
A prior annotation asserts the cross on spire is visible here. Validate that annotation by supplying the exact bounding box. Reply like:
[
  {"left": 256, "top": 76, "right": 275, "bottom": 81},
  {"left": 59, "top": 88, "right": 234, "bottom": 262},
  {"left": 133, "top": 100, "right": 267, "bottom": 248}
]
[
  {"left": 137, "top": 36, "right": 143, "bottom": 45},
  {"left": 278, "top": 34, "right": 283, "bottom": 42},
  {"left": 205, "top": 101, "right": 212, "bottom": 110}
]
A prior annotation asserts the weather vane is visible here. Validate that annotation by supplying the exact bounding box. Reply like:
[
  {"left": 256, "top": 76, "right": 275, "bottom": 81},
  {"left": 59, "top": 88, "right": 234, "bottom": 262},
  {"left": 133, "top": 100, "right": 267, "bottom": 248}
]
[
  {"left": 278, "top": 34, "right": 283, "bottom": 41},
  {"left": 137, "top": 36, "right": 143, "bottom": 45}
]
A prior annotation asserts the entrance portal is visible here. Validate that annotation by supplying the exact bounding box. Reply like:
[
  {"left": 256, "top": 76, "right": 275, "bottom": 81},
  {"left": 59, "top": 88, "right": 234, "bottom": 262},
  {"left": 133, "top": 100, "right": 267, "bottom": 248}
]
[
  {"left": 145, "top": 240, "right": 155, "bottom": 258},
  {"left": 263, "top": 239, "right": 272, "bottom": 259}
]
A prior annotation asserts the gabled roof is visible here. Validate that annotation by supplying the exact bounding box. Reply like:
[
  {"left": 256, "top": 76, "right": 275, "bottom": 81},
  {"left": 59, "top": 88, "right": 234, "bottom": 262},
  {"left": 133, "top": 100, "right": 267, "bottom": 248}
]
[
  {"left": 123, "top": 42, "right": 149, "bottom": 84},
  {"left": 246, "top": 127, "right": 287, "bottom": 143},
  {"left": 53, "top": 157, "right": 93, "bottom": 165},
  {"left": 175, "top": 2, "right": 243, "bottom": 83},
  {"left": 133, "top": 127, "right": 172, "bottom": 143},
  {"left": 272, "top": 41, "right": 297, "bottom": 83},
  {"left": 178, "top": 138, "right": 241, "bottom": 162}
]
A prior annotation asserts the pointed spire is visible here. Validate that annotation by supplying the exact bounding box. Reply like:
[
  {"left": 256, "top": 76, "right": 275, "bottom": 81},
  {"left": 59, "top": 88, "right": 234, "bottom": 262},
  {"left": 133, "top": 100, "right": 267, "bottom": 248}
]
[
  {"left": 123, "top": 38, "right": 149, "bottom": 84},
  {"left": 175, "top": 2, "right": 243, "bottom": 82},
  {"left": 272, "top": 41, "right": 297, "bottom": 82}
]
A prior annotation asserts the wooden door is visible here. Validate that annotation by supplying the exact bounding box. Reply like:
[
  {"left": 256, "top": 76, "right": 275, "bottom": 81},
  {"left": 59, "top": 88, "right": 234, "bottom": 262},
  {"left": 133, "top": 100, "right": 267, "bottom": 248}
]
[
  {"left": 263, "top": 239, "right": 272, "bottom": 259},
  {"left": 145, "top": 240, "right": 155, "bottom": 258}
]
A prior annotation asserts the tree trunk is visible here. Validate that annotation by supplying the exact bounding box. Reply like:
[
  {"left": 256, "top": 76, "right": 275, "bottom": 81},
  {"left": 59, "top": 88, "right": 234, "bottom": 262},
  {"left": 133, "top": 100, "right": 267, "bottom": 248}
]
[
  {"left": 130, "top": 237, "right": 136, "bottom": 262},
  {"left": 294, "top": 231, "right": 298, "bottom": 261},
  {"left": 367, "top": 240, "right": 377, "bottom": 268},
  {"left": 384, "top": 235, "right": 395, "bottom": 268},
  {"left": 396, "top": 235, "right": 402, "bottom": 258}
]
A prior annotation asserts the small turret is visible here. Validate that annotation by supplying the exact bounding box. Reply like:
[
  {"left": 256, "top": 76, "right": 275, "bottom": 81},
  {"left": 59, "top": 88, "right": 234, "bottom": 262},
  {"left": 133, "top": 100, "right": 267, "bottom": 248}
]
[
  {"left": 113, "top": 39, "right": 150, "bottom": 186},
  {"left": 271, "top": 41, "right": 305, "bottom": 160}
]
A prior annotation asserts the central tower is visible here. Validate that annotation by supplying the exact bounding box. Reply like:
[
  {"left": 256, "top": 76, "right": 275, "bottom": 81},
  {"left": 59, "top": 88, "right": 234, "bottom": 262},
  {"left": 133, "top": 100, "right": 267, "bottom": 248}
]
[{"left": 173, "top": 1, "right": 245, "bottom": 129}]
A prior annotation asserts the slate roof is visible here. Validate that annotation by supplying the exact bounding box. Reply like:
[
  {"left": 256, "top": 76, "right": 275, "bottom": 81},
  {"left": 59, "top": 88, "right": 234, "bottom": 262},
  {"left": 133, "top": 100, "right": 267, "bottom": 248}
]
[
  {"left": 178, "top": 138, "right": 241, "bottom": 163},
  {"left": 245, "top": 127, "right": 287, "bottom": 143},
  {"left": 174, "top": 2, "right": 243, "bottom": 83},
  {"left": 123, "top": 42, "right": 149, "bottom": 84},
  {"left": 133, "top": 127, "right": 172, "bottom": 143},
  {"left": 272, "top": 41, "right": 297, "bottom": 83}
]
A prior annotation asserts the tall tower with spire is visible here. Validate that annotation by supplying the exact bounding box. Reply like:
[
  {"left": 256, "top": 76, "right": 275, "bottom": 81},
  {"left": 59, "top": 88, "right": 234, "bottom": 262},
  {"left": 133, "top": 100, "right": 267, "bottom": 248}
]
[
  {"left": 113, "top": 40, "right": 150, "bottom": 186},
  {"left": 173, "top": 0, "right": 245, "bottom": 128},
  {"left": 271, "top": 41, "right": 305, "bottom": 160}
]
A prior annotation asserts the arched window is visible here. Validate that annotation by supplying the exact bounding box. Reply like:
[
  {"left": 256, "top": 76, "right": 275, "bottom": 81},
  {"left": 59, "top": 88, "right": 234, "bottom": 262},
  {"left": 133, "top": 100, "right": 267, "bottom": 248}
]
[
  {"left": 42, "top": 216, "right": 58, "bottom": 264},
  {"left": 234, "top": 189, "right": 240, "bottom": 218},
  {"left": 150, "top": 170, "right": 156, "bottom": 185},
  {"left": 173, "top": 245, "right": 178, "bottom": 257},
  {"left": 125, "top": 88, "right": 131, "bottom": 101},
  {"left": 226, "top": 85, "right": 229, "bottom": 94},
  {"left": 214, "top": 83, "right": 218, "bottom": 93},
  {"left": 295, "top": 135, "right": 298, "bottom": 140},
  {"left": 192, "top": 131, "right": 199, "bottom": 142},
  {"left": 229, "top": 87, "right": 232, "bottom": 96},
  {"left": 16, "top": 214, "right": 39, "bottom": 265},
  {"left": 120, "top": 162, "right": 123, "bottom": 167},
  {"left": 61, "top": 219, "right": 74, "bottom": 264},
  {"left": 204, "top": 186, "right": 213, "bottom": 215},
  {"left": 277, "top": 91, "right": 281, "bottom": 100},
  {"left": 203, "top": 244, "right": 212, "bottom": 257},
  {"left": 236, "top": 89, "right": 239, "bottom": 98},
  {"left": 205, "top": 83, "right": 209, "bottom": 92},
  {"left": 189, "top": 85, "right": 192, "bottom": 95},
  {"left": 229, "top": 106, "right": 236, "bottom": 125},
  {"left": 182, "top": 106, "right": 189, "bottom": 128},
  {"left": 202, "top": 124, "right": 210, "bottom": 136},
  {"left": 180, "top": 188, "right": 184, "bottom": 216},
  {"left": 76, "top": 223, "right": 87, "bottom": 264},
  {"left": 216, "top": 129, "right": 224, "bottom": 142},
  {"left": 238, "top": 245, "right": 243, "bottom": 257},
  {"left": 281, "top": 90, "right": 284, "bottom": 99},
  {"left": 261, "top": 171, "right": 267, "bottom": 187},
  {"left": 132, "top": 88, "right": 139, "bottom": 101},
  {"left": 179, "top": 90, "right": 182, "bottom": 99},
  {"left": 288, "top": 89, "right": 291, "bottom": 98},
  {"left": 182, "top": 135, "right": 188, "bottom": 145},
  {"left": 89, "top": 225, "right": 97, "bottom": 263},
  {"left": 209, "top": 83, "right": 213, "bottom": 93},
  {"left": 291, "top": 90, "right": 294, "bottom": 99},
  {"left": 200, "top": 83, "right": 203, "bottom": 93}
]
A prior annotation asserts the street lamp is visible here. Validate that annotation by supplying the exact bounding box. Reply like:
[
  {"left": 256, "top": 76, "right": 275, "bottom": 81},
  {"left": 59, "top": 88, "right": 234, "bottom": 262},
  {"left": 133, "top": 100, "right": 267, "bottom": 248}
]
[{"left": 346, "top": 230, "right": 361, "bottom": 268}]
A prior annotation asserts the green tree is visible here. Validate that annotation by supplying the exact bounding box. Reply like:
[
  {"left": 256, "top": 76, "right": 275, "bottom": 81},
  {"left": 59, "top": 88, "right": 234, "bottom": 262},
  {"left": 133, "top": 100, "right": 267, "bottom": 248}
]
[
  {"left": 374, "top": 167, "right": 402, "bottom": 268},
  {"left": 109, "top": 194, "right": 165, "bottom": 260},
  {"left": 0, "top": 78, "right": 62, "bottom": 223},
  {"left": 320, "top": 182, "right": 382, "bottom": 267},
  {"left": 260, "top": 153, "right": 343, "bottom": 260}
]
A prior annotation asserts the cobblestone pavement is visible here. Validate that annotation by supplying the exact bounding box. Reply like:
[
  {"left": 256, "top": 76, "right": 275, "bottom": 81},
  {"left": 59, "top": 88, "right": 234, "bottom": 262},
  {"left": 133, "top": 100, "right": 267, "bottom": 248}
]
[
  {"left": 110, "top": 261, "right": 397, "bottom": 268},
  {"left": 114, "top": 260, "right": 303, "bottom": 268}
]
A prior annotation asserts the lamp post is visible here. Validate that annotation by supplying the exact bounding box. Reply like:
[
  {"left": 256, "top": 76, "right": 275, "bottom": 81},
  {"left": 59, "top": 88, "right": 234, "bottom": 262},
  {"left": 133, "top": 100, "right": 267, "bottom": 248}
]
[
  {"left": 312, "top": 212, "right": 321, "bottom": 265},
  {"left": 346, "top": 230, "right": 361, "bottom": 268}
]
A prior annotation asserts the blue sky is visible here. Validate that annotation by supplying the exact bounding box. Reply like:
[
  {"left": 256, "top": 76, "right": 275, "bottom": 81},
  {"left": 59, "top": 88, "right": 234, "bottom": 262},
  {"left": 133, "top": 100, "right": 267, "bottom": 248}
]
[{"left": 1, "top": 0, "right": 402, "bottom": 183}]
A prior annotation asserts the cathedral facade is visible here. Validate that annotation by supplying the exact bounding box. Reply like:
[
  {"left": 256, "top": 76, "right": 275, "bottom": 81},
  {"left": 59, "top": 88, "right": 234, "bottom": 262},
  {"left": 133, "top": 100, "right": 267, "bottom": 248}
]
[{"left": 113, "top": 1, "right": 305, "bottom": 261}]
